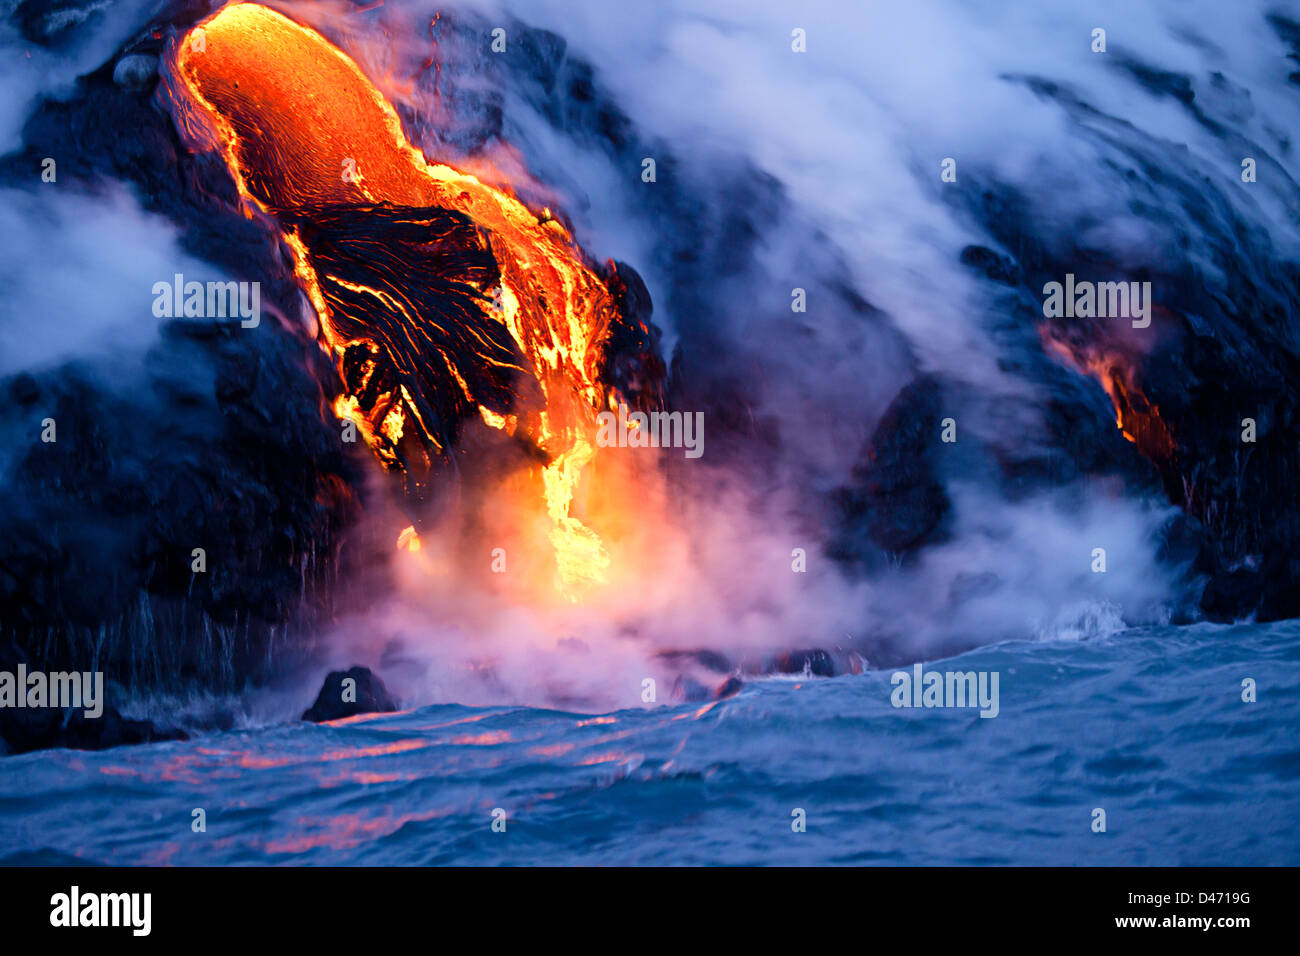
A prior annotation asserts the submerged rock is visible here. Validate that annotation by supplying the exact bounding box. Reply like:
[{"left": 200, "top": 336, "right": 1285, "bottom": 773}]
[{"left": 302, "top": 666, "right": 398, "bottom": 723}]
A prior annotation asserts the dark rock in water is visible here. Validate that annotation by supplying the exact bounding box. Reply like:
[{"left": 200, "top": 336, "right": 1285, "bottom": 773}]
[
  {"left": 302, "top": 667, "right": 398, "bottom": 723},
  {"left": 0, "top": 640, "right": 188, "bottom": 755},
  {"left": 768, "top": 649, "right": 837, "bottom": 678},
  {"left": 1199, "top": 555, "right": 1300, "bottom": 625},
  {"left": 0, "top": 704, "right": 187, "bottom": 756},
  {"left": 1199, "top": 567, "right": 1263, "bottom": 623},
  {"left": 713, "top": 676, "right": 743, "bottom": 699}
]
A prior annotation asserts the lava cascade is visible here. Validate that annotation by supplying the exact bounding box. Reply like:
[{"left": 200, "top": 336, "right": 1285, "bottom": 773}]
[{"left": 169, "top": 2, "right": 658, "bottom": 599}]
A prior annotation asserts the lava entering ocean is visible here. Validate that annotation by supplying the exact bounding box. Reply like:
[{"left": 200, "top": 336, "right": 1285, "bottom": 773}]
[{"left": 167, "top": 2, "right": 662, "bottom": 601}]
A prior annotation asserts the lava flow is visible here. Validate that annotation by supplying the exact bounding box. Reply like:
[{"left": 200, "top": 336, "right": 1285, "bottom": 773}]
[
  {"left": 168, "top": 2, "right": 659, "bottom": 600},
  {"left": 1041, "top": 329, "right": 1179, "bottom": 483}
]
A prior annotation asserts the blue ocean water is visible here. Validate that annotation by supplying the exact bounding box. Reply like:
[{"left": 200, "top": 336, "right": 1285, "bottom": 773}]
[{"left": 2, "top": 620, "right": 1297, "bottom": 866}]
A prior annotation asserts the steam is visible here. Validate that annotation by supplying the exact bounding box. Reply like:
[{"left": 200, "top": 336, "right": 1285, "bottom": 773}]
[
  {"left": 0, "top": 0, "right": 161, "bottom": 152},
  {"left": 258, "top": 0, "right": 1272, "bottom": 708},
  {"left": 0, "top": 186, "right": 216, "bottom": 378},
  {"left": 8, "top": 0, "right": 1291, "bottom": 711}
]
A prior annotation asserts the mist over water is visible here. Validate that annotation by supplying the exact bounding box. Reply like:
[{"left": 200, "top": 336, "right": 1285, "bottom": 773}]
[{"left": 7, "top": 619, "right": 1299, "bottom": 865}]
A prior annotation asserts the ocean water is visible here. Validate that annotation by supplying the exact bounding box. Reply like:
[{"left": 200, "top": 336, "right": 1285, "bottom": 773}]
[{"left": 2, "top": 620, "right": 1297, "bottom": 866}]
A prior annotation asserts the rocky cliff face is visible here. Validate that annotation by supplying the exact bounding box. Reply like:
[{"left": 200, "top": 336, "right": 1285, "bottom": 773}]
[{"left": 0, "top": 1, "right": 1296, "bottom": 736}]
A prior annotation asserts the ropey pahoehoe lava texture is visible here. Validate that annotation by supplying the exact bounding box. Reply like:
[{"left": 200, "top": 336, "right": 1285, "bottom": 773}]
[
  {"left": 0, "top": 0, "right": 1297, "bottom": 725},
  {"left": 170, "top": 2, "right": 665, "bottom": 600},
  {"left": 3, "top": 0, "right": 1300, "bottom": 873}
]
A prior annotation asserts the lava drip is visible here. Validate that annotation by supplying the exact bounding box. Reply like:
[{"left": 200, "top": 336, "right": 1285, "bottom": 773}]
[
  {"left": 168, "top": 2, "right": 662, "bottom": 600},
  {"left": 1041, "top": 328, "right": 1180, "bottom": 493}
]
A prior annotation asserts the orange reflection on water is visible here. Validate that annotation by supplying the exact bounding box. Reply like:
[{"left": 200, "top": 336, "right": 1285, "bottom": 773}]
[
  {"left": 449, "top": 730, "right": 513, "bottom": 746},
  {"left": 318, "top": 739, "right": 431, "bottom": 761},
  {"left": 674, "top": 701, "right": 720, "bottom": 721},
  {"left": 348, "top": 771, "right": 412, "bottom": 785},
  {"left": 411, "top": 711, "right": 497, "bottom": 731},
  {"left": 529, "top": 741, "right": 575, "bottom": 758},
  {"left": 577, "top": 750, "right": 635, "bottom": 767},
  {"left": 263, "top": 807, "right": 456, "bottom": 854},
  {"left": 315, "top": 708, "right": 413, "bottom": 727}
]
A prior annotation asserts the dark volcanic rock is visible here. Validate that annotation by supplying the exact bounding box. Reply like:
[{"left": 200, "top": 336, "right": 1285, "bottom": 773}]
[
  {"left": 960, "top": 244, "right": 1022, "bottom": 286},
  {"left": 831, "top": 376, "right": 952, "bottom": 567},
  {"left": 0, "top": 704, "right": 188, "bottom": 756},
  {"left": 0, "top": 640, "right": 188, "bottom": 756},
  {"left": 286, "top": 202, "right": 531, "bottom": 485},
  {"left": 302, "top": 667, "right": 398, "bottom": 723},
  {"left": 1199, "top": 567, "right": 1264, "bottom": 623},
  {"left": 767, "top": 649, "right": 838, "bottom": 677},
  {"left": 713, "top": 676, "right": 744, "bottom": 699},
  {"left": 15, "top": 0, "right": 109, "bottom": 48},
  {"left": 602, "top": 261, "right": 667, "bottom": 414},
  {"left": 0, "top": 18, "right": 368, "bottom": 690},
  {"left": 951, "top": 70, "right": 1300, "bottom": 623},
  {"left": 0, "top": 322, "right": 364, "bottom": 689}
]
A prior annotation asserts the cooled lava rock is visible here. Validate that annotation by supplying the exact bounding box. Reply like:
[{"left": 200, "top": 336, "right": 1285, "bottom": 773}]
[
  {"left": 301, "top": 667, "right": 398, "bottom": 723},
  {"left": 0, "top": 705, "right": 188, "bottom": 757},
  {"left": 713, "top": 676, "right": 744, "bottom": 699},
  {"left": 767, "top": 649, "right": 839, "bottom": 678},
  {"left": 951, "top": 46, "right": 1300, "bottom": 622},
  {"left": 0, "top": 641, "right": 188, "bottom": 756},
  {"left": 831, "top": 376, "right": 953, "bottom": 567}
]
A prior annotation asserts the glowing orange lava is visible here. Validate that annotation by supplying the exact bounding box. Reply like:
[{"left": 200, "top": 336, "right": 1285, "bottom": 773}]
[
  {"left": 1041, "top": 332, "right": 1176, "bottom": 465},
  {"left": 171, "top": 2, "right": 623, "bottom": 599}
]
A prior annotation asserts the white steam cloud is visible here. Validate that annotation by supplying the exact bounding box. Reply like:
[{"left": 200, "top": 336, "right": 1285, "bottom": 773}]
[
  {"left": 11, "top": 0, "right": 1285, "bottom": 711},
  {"left": 259, "top": 0, "right": 1278, "bottom": 709},
  {"left": 0, "top": 185, "right": 218, "bottom": 378}
]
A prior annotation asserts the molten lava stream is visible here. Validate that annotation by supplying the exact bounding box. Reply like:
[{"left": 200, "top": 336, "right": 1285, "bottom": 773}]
[
  {"left": 171, "top": 2, "right": 625, "bottom": 601},
  {"left": 1040, "top": 332, "right": 1178, "bottom": 475}
]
